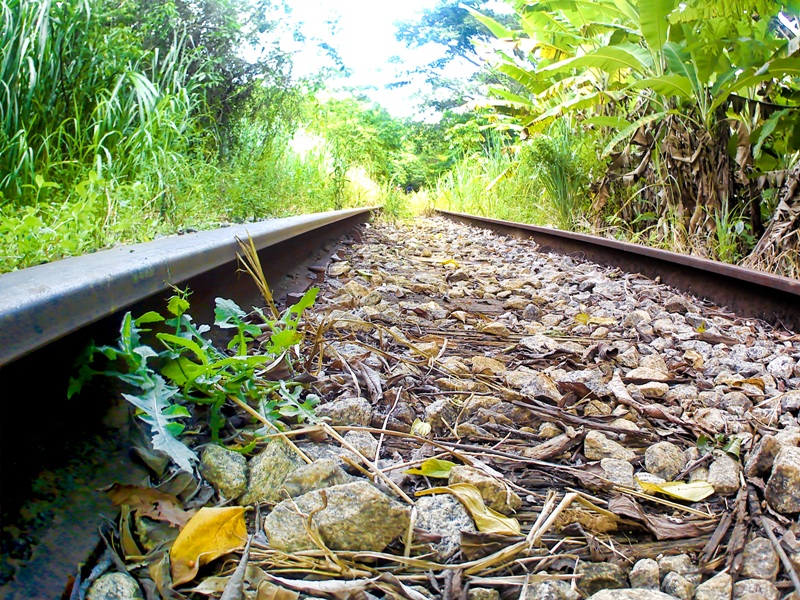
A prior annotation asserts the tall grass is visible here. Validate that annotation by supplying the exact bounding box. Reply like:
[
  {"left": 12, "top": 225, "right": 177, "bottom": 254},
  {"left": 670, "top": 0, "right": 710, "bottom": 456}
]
[
  {"left": 433, "top": 128, "right": 589, "bottom": 227},
  {"left": 0, "top": 0, "right": 384, "bottom": 273}
]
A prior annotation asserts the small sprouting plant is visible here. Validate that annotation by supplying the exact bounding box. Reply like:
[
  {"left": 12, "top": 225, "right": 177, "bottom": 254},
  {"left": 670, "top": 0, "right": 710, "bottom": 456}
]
[
  {"left": 697, "top": 433, "right": 741, "bottom": 458},
  {"left": 69, "top": 287, "right": 320, "bottom": 471}
]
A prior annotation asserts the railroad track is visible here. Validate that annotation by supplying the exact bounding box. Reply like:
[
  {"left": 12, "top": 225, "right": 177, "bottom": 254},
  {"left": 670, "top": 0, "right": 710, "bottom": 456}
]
[
  {"left": 437, "top": 210, "right": 800, "bottom": 332},
  {"left": 0, "top": 208, "right": 374, "bottom": 599},
  {"left": 1, "top": 207, "right": 798, "bottom": 598}
]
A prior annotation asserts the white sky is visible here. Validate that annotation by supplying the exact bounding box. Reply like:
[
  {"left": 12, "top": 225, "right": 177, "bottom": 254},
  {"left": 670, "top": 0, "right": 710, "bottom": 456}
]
[{"left": 278, "top": 0, "right": 479, "bottom": 118}]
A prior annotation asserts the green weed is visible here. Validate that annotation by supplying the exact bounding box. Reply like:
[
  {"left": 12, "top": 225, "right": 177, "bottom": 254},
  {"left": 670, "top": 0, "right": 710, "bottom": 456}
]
[{"left": 69, "top": 288, "right": 320, "bottom": 471}]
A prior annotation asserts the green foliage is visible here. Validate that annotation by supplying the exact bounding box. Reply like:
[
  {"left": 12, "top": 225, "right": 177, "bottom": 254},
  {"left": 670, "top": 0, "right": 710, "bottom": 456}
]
[
  {"left": 527, "top": 119, "right": 588, "bottom": 229},
  {"left": 463, "top": 0, "right": 800, "bottom": 261},
  {"left": 69, "top": 288, "right": 320, "bottom": 471}
]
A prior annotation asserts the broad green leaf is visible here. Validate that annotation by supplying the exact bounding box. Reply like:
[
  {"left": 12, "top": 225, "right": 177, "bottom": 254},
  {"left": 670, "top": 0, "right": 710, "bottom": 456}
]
[
  {"left": 417, "top": 484, "right": 521, "bottom": 535},
  {"left": 161, "top": 356, "right": 206, "bottom": 385},
  {"left": 662, "top": 42, "right": 700, "bottom": 97},
  {"left": 167, "top": 296, "right": 190, "bottom": 317},
  {"left": 629, "top": 74, "right": 694, "bottom": 99},
  {"left": 538, "top": 46, "right": 648, "bottom": 75},
  {"left": 268, "top": 329, "right": 302, "bottom": 353},
  {"left": 753, "top": 109, "right": 790, "bottom": 158},
  {"left": 406, "top": 459, "right": 457, "bottom": 478},
  {"left": 157, "top": 333, "right": 209, "bottom": 364},
  {"left": 214, "top": 297, "right": 247, "bottom": 328},
  {"left": 637, "top": 0, "right": 675, "bottom": 58},
  {"left": 135, "top": 311, "right": 165, "bottom": 326},
  {"left": 635, "top": 478, "right": 715, "bottom": 502},
  {"left": 711, "top": 59, "right": 800, "bottom": 113},
  {"left": 463, "top": 6, "right": 516, "bottom": 38},
  {"left": 584, "top": 115, "right": 633, "bottom": 128},
  {"left": 283, "top": 287, "right": 319, "bottom": 326},
  {"left": 611, "top": 0, "right": 640, "bottom": 24},
  {"left": 497, "top": 64, "right": 547, "bottom": 95}
]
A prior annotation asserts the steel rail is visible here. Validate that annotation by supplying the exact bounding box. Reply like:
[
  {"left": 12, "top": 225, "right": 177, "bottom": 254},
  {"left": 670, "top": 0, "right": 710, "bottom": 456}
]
[
  {"left": 0, "top": 207, "right": 375, "bottom": 367},
  {"left": 438, "top": 210, "right": 800, "bottom": 331},
  {"left": 0, "top": 207, "right": 375, "bottom": 600}
]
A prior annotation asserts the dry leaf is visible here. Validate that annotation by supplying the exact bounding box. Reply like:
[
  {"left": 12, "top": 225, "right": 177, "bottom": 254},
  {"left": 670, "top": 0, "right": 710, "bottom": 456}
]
[
  {"left": 575, "top": 313, "right": 617, "bottom": 326},
  {"left": 608, "top": 495, "right": 715, "bottom": 541},
  {"left": 635, "top": 478, "right": 715, "bottom": 502},
  {"left": 440, "top": 258, "right": 460, "bottom": 268},
  {"left": 416, "top": 483, "right": 521, "bottom": 535},
  {"left": 410, "top": 419, "right": 431, "bottom": 437},
  {"left": 246, "top": 566, "right": 299, "bottom": 600},
  {"left": 405, "top": 458, "right": 457, "bottom": 478},
  {"left": 170, "top": 506, "right": 247, "bottom": 586},
  {"left": 106, "top": 483, "right": 194, "bottom": 527},
  {"left": 119, "top": 505, "right": 143, "bottom": 559}
]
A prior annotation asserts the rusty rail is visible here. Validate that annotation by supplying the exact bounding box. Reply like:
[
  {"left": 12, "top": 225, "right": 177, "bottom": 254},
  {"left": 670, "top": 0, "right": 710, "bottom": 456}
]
[{"left": 438, "top": 210, "right": 800, "bottom": 331}]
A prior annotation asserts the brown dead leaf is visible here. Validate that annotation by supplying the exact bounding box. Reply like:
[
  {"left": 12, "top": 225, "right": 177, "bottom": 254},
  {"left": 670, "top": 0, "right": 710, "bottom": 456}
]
[
  {"left": 170, "top": 506, "right": 247, "bottom": 586},
  {"left": 554, "top": 507, "right": 618, "bottom": 534},
  {"left": 106, "top": 483, "right": 195, "bottom": 528},
  {"left": 460, "top": 530, "right": 525, "bottom": 560},
  {"left": 608, "top": 495, "right": 715, "bottom": 541}
]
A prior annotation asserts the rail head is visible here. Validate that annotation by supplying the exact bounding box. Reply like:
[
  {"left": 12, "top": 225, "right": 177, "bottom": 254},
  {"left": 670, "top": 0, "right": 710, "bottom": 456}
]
[
  {"left": 0, "top": 208, "right": 376, "bottom": 367},
  {"left": 437, "top": 209, "right": 800, "bottom": 330}
]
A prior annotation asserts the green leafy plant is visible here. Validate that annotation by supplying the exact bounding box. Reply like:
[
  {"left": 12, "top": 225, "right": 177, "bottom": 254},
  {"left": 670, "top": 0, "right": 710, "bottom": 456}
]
[
  {"left": 69, "top": 287, "right": 320, "bottom": 471},
  {"left": 697, "top": 433, "right": 741, "bottom": 458}
]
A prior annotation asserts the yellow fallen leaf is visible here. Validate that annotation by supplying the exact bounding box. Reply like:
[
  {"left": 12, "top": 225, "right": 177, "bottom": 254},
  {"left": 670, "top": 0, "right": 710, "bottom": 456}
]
[
  {"left": 635, "top": 479, "right": 715, "bottom": 502},
  {"left": 416, "top": 483, "right": 521, "bottom": 536},
  {"left": 440, "top": 258, "right": 460, "bottom": 268},
  {"left": 405, "top": 458, "right": 457, "bottom": 478},
  {"left": 170, "top": 506, "right": 247, "bottom": 586},
  {"left": 576, "top": 313, "right": 618, "bottom": 326},
  {"left": 410, "top": 419, "right": 431, "bottom": 437}
]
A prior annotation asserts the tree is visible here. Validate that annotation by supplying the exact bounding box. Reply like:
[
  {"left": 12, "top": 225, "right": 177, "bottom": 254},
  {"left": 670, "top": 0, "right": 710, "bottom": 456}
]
[{"left": 469, "top": 0, "right": 800, "bottom": 265}]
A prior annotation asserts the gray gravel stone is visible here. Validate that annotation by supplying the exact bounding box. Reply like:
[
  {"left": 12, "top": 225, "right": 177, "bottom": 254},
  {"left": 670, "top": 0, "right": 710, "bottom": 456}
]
[
  {"left": 744, "top": 435, "right": 782, "bottom": 478},
  {"left": 694, "top": 572, "right": 732, "bottom": 600},
  {"left": 264, "top": 481, "right": 410, "bottom": 552},
  {"left": 587, "top": 590, "right": 679, "bottom": 600},
  {"left": 644, "top": 442, "right": 686, "bottom": 481},
  {"left": 316, "top": 396, "right": 373, "bottom": 426},
  {"left": 657, "top": 554, "right": 698, "bottom": 584},
  {"left": 767, "top": 354, "right": 795, "bottom": 380},
  {"left": 575, "top": 562, "right": 628, "bottom": 596},
  {"left": 707, "top": 452, "right": 741, "bottom": 496},
  {"left": 584, "top": 431, "right": 636, "bottom": 461},
  {"left": 662, "top": 571, "right": 694, "bottom": 600},
  {"left": 524, "top": 579, "right": 579, "bottom": 600},
  {"left": 601, "top": 458, "right": 635, "bottom": 487},
  {"left": 628, "top": 558, "right": 659, "bottom": 590},
  {"left": 468, "top": 589, "right": 500, "bottom": 600},
  {"left": 732, "top": 578, "right": 779, "bottom": 600},
  {"left": 86, "top": 572, "right": 143, "bottom": 600},
  {"left": 280, "top": 458, "right": 354, "bottom": 498},
  {"left": 741, "top": 537, "right": 779, "bottom": 580},
  {"left": 341, "top": 430, "right": 379, "bottom": 463},
  {"left": 240, "top": 438, "right": 305, "bottom": 505},
  {"left": 766, "top": 445, "right": 800, "bottom": 513},
  {"left": 199, "top": 444, "right": 247, "bottom": 500},
  {"left": 414, "top": 494, "right": 475, "bottom": 560}
]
